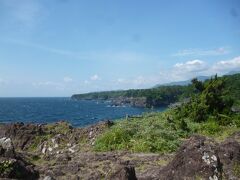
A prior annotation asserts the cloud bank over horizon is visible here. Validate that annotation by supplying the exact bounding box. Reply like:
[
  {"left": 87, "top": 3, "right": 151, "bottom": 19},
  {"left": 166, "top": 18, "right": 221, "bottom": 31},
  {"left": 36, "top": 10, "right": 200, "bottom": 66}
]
[{"left": 1, "top": 55, "right": 240, "bottom": 97}]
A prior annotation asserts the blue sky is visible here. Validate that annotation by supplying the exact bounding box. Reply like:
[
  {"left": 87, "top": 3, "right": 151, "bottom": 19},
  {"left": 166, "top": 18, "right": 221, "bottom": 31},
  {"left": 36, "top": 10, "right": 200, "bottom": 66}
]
[{"left": 0, "top": 0, "right": 240, "bottom": 97}]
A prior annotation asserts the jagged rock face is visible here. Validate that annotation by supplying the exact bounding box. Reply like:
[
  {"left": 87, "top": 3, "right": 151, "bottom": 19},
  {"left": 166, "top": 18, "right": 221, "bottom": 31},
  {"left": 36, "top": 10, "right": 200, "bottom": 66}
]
[
  {"left": 0, "top": 137, "right": 39, "bottom": 179},
  {"left": 158, "top": 135, "right": 220, "bottom": 180},
  {"left": 158, "top": 134, "right": 240, "bottom": 180},
  {"left": 0, "top": 137, "right": 15, "bottom": 158},
  {"left": 217, "top": 132, "right": 240, "bottom": 179},
  {"left": 112, "top": 97, "right": 147, "bottom": 107},
  {"left": 0, "top": 122, "right": 44, "bottom": 150}
]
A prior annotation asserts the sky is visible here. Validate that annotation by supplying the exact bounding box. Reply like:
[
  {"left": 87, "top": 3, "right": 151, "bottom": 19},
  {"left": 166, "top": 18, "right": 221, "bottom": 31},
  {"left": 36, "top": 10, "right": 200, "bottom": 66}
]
[{"left": 0, "top": 0, "right": 240, "bottom": 97}]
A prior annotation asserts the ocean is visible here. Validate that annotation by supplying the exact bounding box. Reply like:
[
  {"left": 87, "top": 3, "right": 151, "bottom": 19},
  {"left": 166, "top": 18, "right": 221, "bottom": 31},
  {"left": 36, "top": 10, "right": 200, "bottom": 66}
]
[{"left": 0, "top": 97, "right": 166, "bottom": 127}]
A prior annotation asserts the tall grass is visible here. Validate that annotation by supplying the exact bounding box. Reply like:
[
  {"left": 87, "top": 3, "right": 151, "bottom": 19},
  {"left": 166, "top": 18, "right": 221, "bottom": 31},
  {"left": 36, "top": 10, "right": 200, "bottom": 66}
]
[{"left": 94, "top": 111, "right": 240, "bottom": 153}]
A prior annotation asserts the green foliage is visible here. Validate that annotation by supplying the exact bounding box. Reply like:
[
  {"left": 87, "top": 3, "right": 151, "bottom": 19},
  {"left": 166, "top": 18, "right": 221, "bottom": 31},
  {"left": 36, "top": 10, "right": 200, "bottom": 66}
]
[
  {"left": 94, "top": 112, "right": 181, "bottom": 153},
  {"left": 72, "top": 85, "right": 195, "bottom": 107},
  {"left": 94, "top": 74, "right": 240, "bottom": 153},
  {"left": 175, "top": 75, "right": 235, "bottom": 123},
  {"left": 73, "top": 73, "right": 240, "bottom": 110},
  {"left": 94, "top": 109, "right": 240, "bottom": 153},
  {"left": 224, "top": 73, "right": 240, "bottom": 106},
  {"left": 200, "top": 120, "right": 221, "bottom": 135},
  {"left": 232, "top": 115, "right": 240, "bottom": 128},
  {"left": 191, "top": 78, "right": 204, "bottom": 92},
  {"left": 0, "top": 160, "right": 13, "bottom": 175},
  {"left": 233, "top": 162, "right": 240, "bottom": 177}
]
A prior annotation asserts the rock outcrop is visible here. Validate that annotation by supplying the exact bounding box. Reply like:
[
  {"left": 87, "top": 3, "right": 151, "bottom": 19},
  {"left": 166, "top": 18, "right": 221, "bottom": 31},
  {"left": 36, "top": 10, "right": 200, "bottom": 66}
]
[
  {"left": 0, "top": 137, "right": 39, "bottom": 179},
  {"left": 111, "top": 97, "right": 148, "bottom": 107},
  {"left": 0, "top": 121, "right": 239, "bottom": 179},
  {"left": 110, "top": 165, "right": 137, "bottom": 180},
  {"left": 158, "top": 134, "right": 240, "bottom": 180}
]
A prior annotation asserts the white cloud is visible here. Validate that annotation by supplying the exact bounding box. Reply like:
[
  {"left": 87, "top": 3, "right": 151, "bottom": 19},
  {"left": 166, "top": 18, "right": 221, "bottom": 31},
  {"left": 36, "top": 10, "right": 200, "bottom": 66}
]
[
  {"left": 90, "top": 74, "right": 101, "bottom": 81},
  {"left": 174, "top": 59, "right": 208, "bottom": 72},
  {"left": 114, "top": 56, "right": 240, "bottom": 89},
  {"left": 173, "top": 47, "right": 230, "bottom": 57},
  {"left": 212, "top": 56, "right": 240, "bottom": 74},
  {"left": 63, "top": 76, "right": 73, "bottom": 83}
]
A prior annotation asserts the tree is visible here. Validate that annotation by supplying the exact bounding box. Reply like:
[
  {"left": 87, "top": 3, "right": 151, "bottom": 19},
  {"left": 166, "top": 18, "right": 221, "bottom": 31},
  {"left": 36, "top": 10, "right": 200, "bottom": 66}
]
[{"left": 191, "top": 78, "right": 204, "bottom": 92}]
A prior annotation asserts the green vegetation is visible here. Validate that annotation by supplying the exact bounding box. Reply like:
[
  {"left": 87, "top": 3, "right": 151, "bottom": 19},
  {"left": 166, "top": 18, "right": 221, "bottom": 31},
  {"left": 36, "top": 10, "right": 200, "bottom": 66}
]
[
  {"left": 94, "top": 111, "right": 182, "bottom": 153},
  {"left": 72, "top": 85, "right": 195, "bottom": 107},
  {"left": 72, "top": 73, "right": 240, "bottom": 108},
  {"left": 94, "top": 74, "right": 240, "bottom": 153},
  {"left": 233, "top": 162, "right": 240, "bottom": 177},
  {"left": 0, "top": 160, "right": 13, "bottom": 175},
  {"left": 28, "top": 122, "right": 72, "bottom": 151}
]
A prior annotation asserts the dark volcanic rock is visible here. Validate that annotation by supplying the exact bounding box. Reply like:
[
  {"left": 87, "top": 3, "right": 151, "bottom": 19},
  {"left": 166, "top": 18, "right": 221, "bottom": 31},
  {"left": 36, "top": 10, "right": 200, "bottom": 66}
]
[
  {"left": 158, "top": 135, "right": 221, "bottom": 180},
  {"left": 217, "top": 132, "right": 240, "bottom": 179},
  {"left": 0, "top": 137, "right": 39, "bottom": 179},
  {"left": 110, "top": 165, "right": 137, "bottom": 180},
  {"left": 0, "top": 122, "right": 44, "bottom": 150},
  {"left": 0, "top": 137, "right": 15, "bottom": 158},
  {"left": 158, "top": 134, "right": 240, "bottom": 180},
  {"left": 112, "top": 97, "right": 147, "bottom": 108}
]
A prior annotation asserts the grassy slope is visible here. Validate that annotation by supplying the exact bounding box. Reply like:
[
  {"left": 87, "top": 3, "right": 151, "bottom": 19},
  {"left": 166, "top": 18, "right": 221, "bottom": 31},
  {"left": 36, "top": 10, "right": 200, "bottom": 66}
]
[
  {"left": 94, "top": 110, "right": 240, "bottom": 153},
  {"left": 94, "top": 74, "right": 240, "bottom": 153}
]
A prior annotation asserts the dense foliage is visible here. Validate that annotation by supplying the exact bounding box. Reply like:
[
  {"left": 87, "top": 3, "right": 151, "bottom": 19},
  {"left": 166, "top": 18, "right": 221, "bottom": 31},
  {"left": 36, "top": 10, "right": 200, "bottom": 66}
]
[{"left": 175, "top": 74, "right": 239, "bottom": 124}]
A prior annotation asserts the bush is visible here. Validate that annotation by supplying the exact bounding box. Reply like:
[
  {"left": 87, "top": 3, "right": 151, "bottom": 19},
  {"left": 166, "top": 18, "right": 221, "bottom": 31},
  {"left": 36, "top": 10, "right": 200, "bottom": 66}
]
[
  {"left": 200, "top": 120, "right": 221, "bottom": 135},
  {"left": 94, "top": 112, "right": 184, "bottom": 153}
]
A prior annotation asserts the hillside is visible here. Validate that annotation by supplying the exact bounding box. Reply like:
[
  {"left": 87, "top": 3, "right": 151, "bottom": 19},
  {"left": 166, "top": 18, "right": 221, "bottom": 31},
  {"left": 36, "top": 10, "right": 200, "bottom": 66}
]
[
  {"left": 72, "top": 73, "right": 240, "bottom": 108},
  {"left": 72, "top": 85, "right": 195, "bottom": 107}
]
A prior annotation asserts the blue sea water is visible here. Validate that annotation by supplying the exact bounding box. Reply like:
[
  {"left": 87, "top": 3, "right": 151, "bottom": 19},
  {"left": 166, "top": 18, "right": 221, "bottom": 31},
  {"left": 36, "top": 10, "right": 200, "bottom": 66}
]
[{"left": 0, "top": 98, "right": 166, "bottom": 127}]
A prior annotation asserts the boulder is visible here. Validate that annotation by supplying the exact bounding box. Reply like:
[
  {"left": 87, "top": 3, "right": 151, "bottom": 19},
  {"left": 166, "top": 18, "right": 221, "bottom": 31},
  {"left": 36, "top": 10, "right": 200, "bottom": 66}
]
[
  {"left": 0, "top": 123, "right": 44, "bottom": 150},
  {"left": 0, "top": 137, "right": 15, "bottom": 158},
  {"left": 0, "top": 137, "right": 39, "bottom": 179},
  {"left": 158, "top": 134, "right": 240, "bottom": 180}
]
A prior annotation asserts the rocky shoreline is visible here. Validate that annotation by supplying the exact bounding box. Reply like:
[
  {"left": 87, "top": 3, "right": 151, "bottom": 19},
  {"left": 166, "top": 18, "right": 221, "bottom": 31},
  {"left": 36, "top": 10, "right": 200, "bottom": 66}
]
[{"left": 0, "top": 121, "right": 240, "bottom": 179}]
